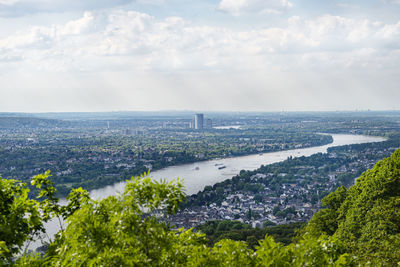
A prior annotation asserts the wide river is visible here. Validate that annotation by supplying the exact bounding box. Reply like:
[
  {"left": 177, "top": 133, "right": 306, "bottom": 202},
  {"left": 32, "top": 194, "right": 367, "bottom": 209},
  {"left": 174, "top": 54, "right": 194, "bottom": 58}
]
[
  {"left": 90, "top": 134, "right": 386, "bottom": 197},
  {"left": 32, "top": 134, "right": 386, "bottom": 250}
]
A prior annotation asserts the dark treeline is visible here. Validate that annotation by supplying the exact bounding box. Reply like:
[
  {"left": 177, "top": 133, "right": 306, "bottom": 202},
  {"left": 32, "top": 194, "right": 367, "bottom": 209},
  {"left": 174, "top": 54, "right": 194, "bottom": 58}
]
[{"left": 196, "top": 220, "right": 305, "bottom": 248}]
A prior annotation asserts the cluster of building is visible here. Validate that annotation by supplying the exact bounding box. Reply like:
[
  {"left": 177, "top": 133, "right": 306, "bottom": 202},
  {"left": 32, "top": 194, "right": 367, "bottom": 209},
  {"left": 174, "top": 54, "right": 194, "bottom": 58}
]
[
  {"left": 168, "top": 176, "right": 319, "bottom": 229},
  {"left": 191, "top": 114, "right": 213, "bottom": 130},
  {"left": 168, "top": 145, "right": 398, "bottom": 229}
]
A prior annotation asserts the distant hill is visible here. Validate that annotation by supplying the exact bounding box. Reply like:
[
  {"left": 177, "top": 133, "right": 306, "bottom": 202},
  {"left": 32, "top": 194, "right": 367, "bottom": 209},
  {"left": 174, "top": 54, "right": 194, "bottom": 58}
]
[{"left": 0, "top": 117, "right": 68, "bottom": 129}]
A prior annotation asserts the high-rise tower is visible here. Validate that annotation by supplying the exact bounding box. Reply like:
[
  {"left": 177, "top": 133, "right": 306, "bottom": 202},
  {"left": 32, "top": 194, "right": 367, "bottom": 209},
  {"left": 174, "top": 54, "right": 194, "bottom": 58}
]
[{"left": 194, "top": 114, "right": 204, "bottom": 130}]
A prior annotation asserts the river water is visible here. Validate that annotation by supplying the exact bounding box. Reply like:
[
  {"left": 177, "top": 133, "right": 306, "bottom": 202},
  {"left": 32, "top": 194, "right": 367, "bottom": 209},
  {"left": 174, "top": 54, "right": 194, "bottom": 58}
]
[{"left": 32, "top": 134, "right": 386, "bottom": 250}]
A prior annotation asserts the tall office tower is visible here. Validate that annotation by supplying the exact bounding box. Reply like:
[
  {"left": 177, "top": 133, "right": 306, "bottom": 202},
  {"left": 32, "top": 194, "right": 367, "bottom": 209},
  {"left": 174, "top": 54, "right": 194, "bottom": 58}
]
[{"left": 194, "top": 114, "right": 204, "bottom": 129}]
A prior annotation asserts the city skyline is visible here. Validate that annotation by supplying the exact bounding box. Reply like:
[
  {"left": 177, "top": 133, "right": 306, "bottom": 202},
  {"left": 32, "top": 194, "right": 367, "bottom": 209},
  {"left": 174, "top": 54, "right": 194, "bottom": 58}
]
[{"left": 0, "top": 1, "right": 400, "bottom": 112}]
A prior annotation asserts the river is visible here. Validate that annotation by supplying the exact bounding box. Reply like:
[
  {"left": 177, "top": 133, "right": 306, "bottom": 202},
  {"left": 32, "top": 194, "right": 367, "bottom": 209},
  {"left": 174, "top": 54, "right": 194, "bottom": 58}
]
[
  {"left": 90, "top": 134, "right": 386, "bottom": 197},
  {"left": 32, "top": 134, "right": 386, "bottom": 250}
]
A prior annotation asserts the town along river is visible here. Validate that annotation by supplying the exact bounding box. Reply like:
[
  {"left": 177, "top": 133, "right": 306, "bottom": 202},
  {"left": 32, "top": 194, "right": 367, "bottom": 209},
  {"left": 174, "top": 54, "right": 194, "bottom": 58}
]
[
  {"left": 90, "top": 134, "right": 386, "bottom": 197},
  {"left": 33, "top": 134, "right": 386, "bottom": 250}
]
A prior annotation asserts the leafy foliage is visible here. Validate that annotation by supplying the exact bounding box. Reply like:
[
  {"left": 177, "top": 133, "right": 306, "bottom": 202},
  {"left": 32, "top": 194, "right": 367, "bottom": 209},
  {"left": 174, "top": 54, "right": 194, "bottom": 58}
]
[
  {"left": 306, "top": 149, "right": 400, "bottom": 265},
  {"left": 0, "top": 176, "right": 42, "bottom": 264},
  {"left": 196, "top": 220, "right": 305, "bottom": 248}
]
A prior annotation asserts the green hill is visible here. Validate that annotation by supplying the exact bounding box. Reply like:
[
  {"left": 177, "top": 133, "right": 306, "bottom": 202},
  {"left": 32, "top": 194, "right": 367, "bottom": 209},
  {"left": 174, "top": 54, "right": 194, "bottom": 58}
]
[{"left": 306, "top": 149, "right": 400, "bottom": 265}]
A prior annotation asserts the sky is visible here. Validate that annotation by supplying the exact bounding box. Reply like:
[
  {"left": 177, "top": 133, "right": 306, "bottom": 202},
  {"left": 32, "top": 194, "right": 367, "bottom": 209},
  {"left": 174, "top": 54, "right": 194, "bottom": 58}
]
[{"left": 0, "top": 0, "right": 400, "bottom": 112}]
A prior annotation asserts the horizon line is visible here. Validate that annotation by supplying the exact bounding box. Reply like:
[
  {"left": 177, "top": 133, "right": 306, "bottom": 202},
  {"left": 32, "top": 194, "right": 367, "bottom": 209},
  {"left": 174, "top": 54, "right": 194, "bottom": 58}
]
[{"left": 1, "top": 109, "right": 400, "bottom": 115}]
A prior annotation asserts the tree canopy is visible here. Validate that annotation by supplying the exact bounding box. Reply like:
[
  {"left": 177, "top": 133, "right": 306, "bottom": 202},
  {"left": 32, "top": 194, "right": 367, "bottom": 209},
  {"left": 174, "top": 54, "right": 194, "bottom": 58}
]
[{"left": 306, "top": 149, "right": 400, "bottom": 265}]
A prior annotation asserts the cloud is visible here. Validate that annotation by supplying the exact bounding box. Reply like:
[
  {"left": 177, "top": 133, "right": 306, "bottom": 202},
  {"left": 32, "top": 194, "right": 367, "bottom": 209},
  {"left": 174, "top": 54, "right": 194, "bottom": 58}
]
[
  {"left": 0, "top": 0, "right": 19, "bottom": 5},
  {"left": 1, "top": 10, "right": 400, "bottom": 112},
  {"left": 337, "top": 3, "right": 359, "bottom": 9},
  {"left": 0, "top": 10, "right": 400, "bottom": 76},
  {"left": 0, "top": 0, "right": 134, "bottom": 16},
  {"left": 218, "top": 0, "right": 293, "bottom": 16},
  {"left": 61, "top": 11, "right": 96, "bottom": 35}
]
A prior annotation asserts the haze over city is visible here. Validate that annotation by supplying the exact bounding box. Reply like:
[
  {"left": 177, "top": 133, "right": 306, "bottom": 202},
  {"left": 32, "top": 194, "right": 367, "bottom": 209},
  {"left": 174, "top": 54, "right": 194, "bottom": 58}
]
[{"left": 1, "top": 0, "right": 400, "bottom": 112}]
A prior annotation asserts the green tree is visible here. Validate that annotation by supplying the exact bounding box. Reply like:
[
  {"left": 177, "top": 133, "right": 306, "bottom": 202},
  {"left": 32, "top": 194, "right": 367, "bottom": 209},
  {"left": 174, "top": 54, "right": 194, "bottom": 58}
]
[
  {"left": 0, "top": 176, "right": 43, "bottom": 264},
  {"left": 0, "top": 170, "right": 91, "bottom": 265}
]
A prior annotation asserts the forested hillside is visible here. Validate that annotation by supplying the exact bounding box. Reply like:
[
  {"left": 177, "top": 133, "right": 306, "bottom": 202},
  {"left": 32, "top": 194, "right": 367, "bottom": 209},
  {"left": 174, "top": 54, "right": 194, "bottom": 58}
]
[
  {"left": 305, "top": 148, "right": 400, "bottom": 265},
  {"left": 1, "top": 149, "right": 400, "bottom": 266}
]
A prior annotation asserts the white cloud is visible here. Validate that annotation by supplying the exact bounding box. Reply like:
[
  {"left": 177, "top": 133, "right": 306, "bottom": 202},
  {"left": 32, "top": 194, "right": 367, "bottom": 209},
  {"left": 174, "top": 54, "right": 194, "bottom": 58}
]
[
  {"left": 0, "top": 0, "right": 134, "bottom": 16},
  {"left": 288, "top": 15, "right": 376, "bottom": 46},
  {"left": 377, "top": 20, "right": 400, "bottom": 39},
  {"left": 0, "top": 3, "right": 400, "bottom": 112},
  {"left": 136, "top": 0, "right": 165, "bottom": 4},
  {"left": 0, "top": 0, "right": 19, "bottom": 5},
  {"left": 61, "top": 11, "right": 95, "bottom": 35},
  {"left": 337, "top": 3, "right": 359, "bottom": 9},
  {"left": 0, "top": 10, "right": 400, "bottom": 76},
  {"left": 218, "top": 0, "right": 292, "bottom": 16}
]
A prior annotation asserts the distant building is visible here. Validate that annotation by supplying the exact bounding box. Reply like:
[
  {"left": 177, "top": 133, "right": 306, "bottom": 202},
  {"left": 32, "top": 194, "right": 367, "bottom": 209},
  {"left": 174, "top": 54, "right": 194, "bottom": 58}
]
[
  {"left": 205, "top": 118, "right": 212, "bottom": 129},
  {"left": 135, "top": 129, "right": 145, "bottom": 135},
  {"left": 194, "top": 114, "right": 204, "bottom": 129}
]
